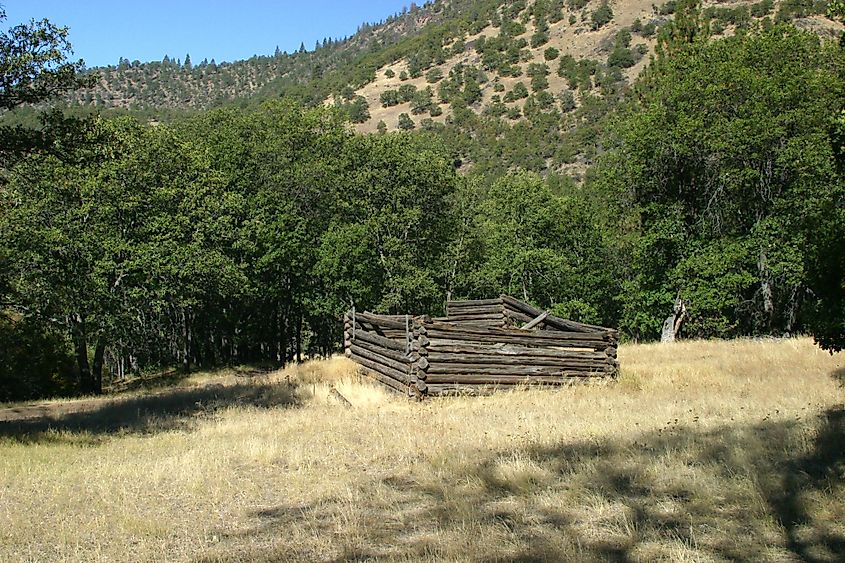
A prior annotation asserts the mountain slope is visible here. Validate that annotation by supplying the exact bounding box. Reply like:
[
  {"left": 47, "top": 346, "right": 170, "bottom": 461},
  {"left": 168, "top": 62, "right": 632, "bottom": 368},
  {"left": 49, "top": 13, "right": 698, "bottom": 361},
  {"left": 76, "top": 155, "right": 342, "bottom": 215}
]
[
  {"left": 69, "top": 0, "right": 841, "bottom": 122},
  {"left": 59, "top": 0, "right": 842, "bottom": 180}
]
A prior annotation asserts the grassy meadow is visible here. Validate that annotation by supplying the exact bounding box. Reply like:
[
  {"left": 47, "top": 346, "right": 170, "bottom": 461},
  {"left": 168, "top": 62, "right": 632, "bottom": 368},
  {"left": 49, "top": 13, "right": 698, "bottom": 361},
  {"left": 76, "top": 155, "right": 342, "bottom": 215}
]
[{"left": 1, "top": 338, "right": 844, "bottom": 562}]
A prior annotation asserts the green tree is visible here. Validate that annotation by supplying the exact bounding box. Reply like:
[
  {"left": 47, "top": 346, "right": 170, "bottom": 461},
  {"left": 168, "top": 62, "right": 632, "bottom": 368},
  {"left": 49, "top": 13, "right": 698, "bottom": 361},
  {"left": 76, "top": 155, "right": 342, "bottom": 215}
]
[
  {"left": 469, "top": 172, "right": 617, "bottom": 324},
  {"left": 2, "top": 117, "right": 242, "bottom": 392},
  {"left": 397, "top": 112, "right": 415, "bottom": 130},
  {"left": 596, "top": 25, "right": 845, "bottom": 343},
  {"left": 0, "top": 9, "right": 92, "bottom": 168},
  {"left": 591, "top": 2, "right": 614, "bottom": 30},
  {"left": 315, "top": 134, "right": 459, "bottom": 314}
]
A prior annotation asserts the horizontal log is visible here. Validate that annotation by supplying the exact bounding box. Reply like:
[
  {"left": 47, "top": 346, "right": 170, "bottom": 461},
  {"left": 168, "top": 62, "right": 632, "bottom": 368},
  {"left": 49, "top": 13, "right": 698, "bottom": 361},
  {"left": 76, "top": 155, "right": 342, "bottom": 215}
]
[
  {"left": 359, "top": 367, "right": 408, "bottom": 394},
  {"left": 350, "top": 340, "right": 411, "bottom": 366},
  {"left": 415, "top": 380, "right": 428, "bottom": 394},
  {"left": 427, "top": 322, "right": 610, "bottom": 342},
  {"left": 444, "top": 312, "right": 503, "bottom": 321},
  {"left": 352, "top": 329, "right": 407, "bottom": 353},
  {"left": 427, "top": 333, "right": 609, "bottom": 351},
  {"left": 426, "top": 363, "right": 612, "bottom": 376},
  {"left": 429, "top": 336, "right": 606, "bottom": 351},
  {"left": 358, "top": 311, "right": 408, "bottom": 331},
  {"left": 349, "top": 344, "right": 411, "bottom": 374},
  {"left": 446, "top": 305, "right": 503, "bottom": 317},
  {"left": 417, "top": 356, "right": 430, "bottom": 370},
  {"left": 426, "top": 352, "right": 608, "bottom": 367},
  {"left": 424, "top": 383, "right": 498, "bottom": 396},
  {"left": 424, "top": 374, "right": 602, "bottom": 385},
  {"left": 348, "top": 351, "right": 411, "bottom": 385},
  {"left": 426, "top": 342, "right": 607, "bottom": 359},
  {"left": 444, "top": 320, "right": 505, "bottom": 328},
  {"left": 446, "top": 303, "right": 504, "bottom": 315},
  {"left": 448, "top": 298, "right": 503, "bottom": 307},
  {"left": 424, "top": 375, "right": 613, "bottom": 394},
  {"left": 348, "top": 320, "right": 407, "bottom": 340}
]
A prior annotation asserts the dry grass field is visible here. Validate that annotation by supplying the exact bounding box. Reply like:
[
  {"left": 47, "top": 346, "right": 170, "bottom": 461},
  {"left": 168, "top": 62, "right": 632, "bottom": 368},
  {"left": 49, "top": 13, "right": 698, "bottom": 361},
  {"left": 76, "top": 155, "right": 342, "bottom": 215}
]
[{"left": 1, "top": 338, "right": 843, "bottom": 562}]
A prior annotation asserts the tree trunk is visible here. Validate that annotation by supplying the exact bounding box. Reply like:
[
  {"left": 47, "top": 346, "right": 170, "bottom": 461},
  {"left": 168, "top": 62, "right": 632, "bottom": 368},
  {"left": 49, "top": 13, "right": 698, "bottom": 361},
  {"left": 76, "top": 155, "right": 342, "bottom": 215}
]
[
  {"left": 71, "top": 315, "right": 96, "bottom": 394},
  {"left": 296, "top": 311, "right": 303, "bottom": 363},
  {"left": 661, "top": 295, "right": 687, "bottom": 343},
  {"left": 182, "top": 309, "right": 191, "bottom": 374},
  {"left": 92, "top": 338, "right": 106, "bottom": 395},
  {"left": 758, "top": 248, "right": 774, "bottom": 331}
]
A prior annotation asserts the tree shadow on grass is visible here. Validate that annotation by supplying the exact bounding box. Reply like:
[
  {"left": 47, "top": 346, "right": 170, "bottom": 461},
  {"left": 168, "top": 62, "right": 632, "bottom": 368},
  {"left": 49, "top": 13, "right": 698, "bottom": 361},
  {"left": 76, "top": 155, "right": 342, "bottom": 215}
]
[
  {"left": 0, "top": 378, "right": 299, "bottom": 443},
  {"left": 206, "top": 407, "right": 845, "bottom": 562}
]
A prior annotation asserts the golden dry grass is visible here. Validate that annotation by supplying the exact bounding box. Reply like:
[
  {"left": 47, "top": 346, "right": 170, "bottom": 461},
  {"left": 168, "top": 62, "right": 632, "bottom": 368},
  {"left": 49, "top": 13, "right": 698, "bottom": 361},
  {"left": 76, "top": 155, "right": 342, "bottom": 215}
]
[{"left": 1, "top": 338, "right": 844, "bottom": 562}]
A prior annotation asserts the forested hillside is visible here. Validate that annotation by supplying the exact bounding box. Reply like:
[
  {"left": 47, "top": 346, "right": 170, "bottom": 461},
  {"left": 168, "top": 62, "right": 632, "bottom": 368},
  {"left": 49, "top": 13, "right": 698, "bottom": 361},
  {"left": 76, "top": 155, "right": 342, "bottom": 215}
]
[
  {"left": 61, "top": 0, "right": 843, "bottom": 178},
  {"left": 1, "top": 1, "right": 844, "bottom": 400}
]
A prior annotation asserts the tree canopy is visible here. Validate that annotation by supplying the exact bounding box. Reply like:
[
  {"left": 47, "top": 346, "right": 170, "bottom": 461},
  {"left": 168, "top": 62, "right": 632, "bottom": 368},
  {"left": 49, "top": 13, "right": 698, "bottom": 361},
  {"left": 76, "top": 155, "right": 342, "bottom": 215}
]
[{"left": 593, "top": 23, "right": 845, "bottom": 346}]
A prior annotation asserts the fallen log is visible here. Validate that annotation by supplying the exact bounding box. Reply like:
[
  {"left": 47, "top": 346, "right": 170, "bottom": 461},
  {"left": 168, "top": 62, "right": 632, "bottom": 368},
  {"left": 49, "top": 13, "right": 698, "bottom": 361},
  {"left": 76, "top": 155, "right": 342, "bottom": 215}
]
[
  {"left": 357, "top": 311, "right": 408, "bottom": 331},
  {"left": 521, "top": 311, "right": 549, "bottom": 330},
  {"left": 501, "top": 295, "right": 610, "bottom": 333},
  {"left": 349, "top": 320, "right": 407, "bottom": 340},
  {"left": 329, "top": 387, "right": 353, "bottom": 408}
]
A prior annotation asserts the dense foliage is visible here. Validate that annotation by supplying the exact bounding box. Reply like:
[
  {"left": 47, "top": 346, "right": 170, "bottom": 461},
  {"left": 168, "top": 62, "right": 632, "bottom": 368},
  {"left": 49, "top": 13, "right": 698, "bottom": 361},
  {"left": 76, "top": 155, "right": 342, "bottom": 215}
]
[
  {"left": 1, "top": 4, "right": 844, "bottom": 400},
  {"left": 593, "top": 17, "right": 845, "bottom": 345}
]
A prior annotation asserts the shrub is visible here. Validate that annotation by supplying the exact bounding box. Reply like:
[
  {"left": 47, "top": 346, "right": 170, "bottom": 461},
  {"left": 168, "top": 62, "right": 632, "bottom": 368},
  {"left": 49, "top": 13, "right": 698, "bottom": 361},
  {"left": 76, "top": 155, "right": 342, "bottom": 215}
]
[
  {"left": 380, "top": 89, "right": 400, "bottom": 107},
  {"left": 531, "top": 31, "right": 549, "bottom": 47},
  {"left": 504, "top": 81, "right": 530, "bottom": 101},
  {"left": 397, "top": 113, "right": 415, "bottom": 130},
  {"left": 559, "top": 90, "right": 576, "bottom": 112},
  {"left": 591, "top": 2, "right": 614, "bottom": 29},
  {"left": 425, "top": 68, "right": 443, "bottom": 83}
]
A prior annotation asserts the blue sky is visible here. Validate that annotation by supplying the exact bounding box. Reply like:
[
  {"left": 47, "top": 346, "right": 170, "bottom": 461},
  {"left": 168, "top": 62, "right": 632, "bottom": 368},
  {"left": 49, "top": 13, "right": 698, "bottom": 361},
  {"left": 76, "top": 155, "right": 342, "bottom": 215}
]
[{"left": 3, "top": 1, "right": 411, "bottom": 68}]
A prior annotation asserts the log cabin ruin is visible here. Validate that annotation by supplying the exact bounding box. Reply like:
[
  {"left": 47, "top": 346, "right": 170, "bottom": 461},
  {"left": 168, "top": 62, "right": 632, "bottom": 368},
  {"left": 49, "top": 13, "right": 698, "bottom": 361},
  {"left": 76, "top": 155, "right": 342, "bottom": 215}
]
[{"left": 343, "top": 295, "right": 619, "bottom": 398}]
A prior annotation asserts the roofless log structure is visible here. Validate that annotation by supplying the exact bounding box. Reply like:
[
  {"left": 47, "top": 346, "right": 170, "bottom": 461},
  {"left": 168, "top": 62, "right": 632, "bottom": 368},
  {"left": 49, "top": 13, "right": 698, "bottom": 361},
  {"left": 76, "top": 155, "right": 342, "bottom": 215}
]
[{"left": 344, "top": 296, "right": 618, "bottom": 398}]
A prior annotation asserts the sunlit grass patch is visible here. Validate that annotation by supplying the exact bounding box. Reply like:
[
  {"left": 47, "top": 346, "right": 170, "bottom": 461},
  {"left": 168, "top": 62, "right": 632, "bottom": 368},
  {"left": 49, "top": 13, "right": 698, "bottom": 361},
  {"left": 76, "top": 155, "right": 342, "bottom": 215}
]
[{"left": 0, "top": 339, "right": 843, "bottom": 561}]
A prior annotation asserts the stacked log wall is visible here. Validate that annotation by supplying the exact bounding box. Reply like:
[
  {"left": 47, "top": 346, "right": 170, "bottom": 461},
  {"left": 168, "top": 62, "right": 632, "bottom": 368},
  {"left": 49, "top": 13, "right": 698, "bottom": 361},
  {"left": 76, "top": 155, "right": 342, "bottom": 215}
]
[
  {"left": 345, "top": 296, "right": 619, "bottom": 398},
  {"left": 444, "top": 298, "right": 506, "bottom": 328},
  {"left": 344, "top": 311, "right": 413, "bottom": 395}
]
